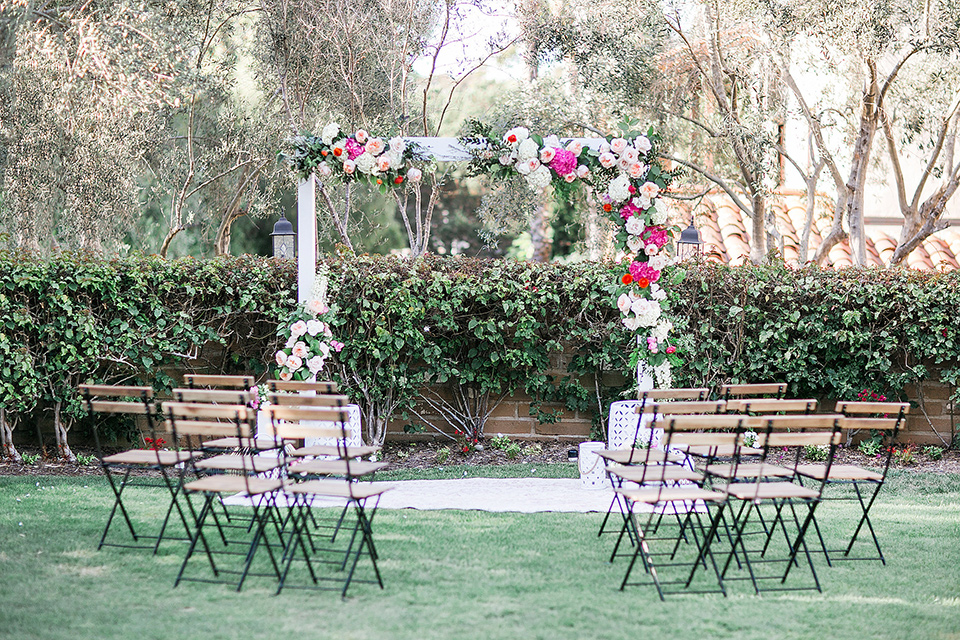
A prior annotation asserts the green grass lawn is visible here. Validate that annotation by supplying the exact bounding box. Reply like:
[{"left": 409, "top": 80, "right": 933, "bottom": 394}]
[{"left": 2, "top": 470, "right": 959, "bottom": 640}]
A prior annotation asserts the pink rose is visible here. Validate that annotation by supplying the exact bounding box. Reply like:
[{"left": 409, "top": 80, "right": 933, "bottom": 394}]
[
  {"left": 355, "top": 129, "right": 369, "bottom": 144},
  {"left": 305, "top": 299, "right": 328, "bottom": 315},
  {"left": 292, "top": 341, "right": 309, "bottom": 358},
  {"left": 279, "top": 370, "right": 293, "bottom": 381},
  {"left": 290, "top": 320, "right": 308, "bottom": 337},
  {"left": 598, "top": 152, "right": 616, "bottom": 168},
  {"left": 286, "top": 355, "right": 303, "bottom": 371},
  {"left": 342, "top": 160, "right": 356, "bottom": 175},
  {"left": 565, "top": 140, "right": 583, "bottom": 156},
  {"left": 628, "top": 163, "right": 646, "bottom": 179},
  {"left": 577, "top": 165, "right": 590, "bottom": 178},
  {"left": 330, "top": 340, "right": 345, "bottom": 353},
  {"left": 377, "top": 156, "right": 392, "bottom": 172},
  {"left": 365, "top": 138, "right": 385, "bottom": 155},
  {"left": 640, "top": 181, "right": 660, "bottom": 199},
  {"left": 610, "top": 138, "right": 628, "bottom": 154},
  {"left": 564, "top": 173, "right": 576, "bottom": 183},
  {"left": 617, "top": 157, "right": 631, "bottom": 172},
  {"left": 275, "top": 350, "right": 287, "bottom": 367},
  {"left": 540, "top": 147, "right": 556, "bottom": 164}
]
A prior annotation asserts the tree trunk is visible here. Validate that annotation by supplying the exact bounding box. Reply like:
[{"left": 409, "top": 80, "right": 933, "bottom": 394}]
[
  {"left": 528, "top": 204, "right": 552, "bottom": 262},
  {"left": 0, "top": 409, "right": 20, "bottom": 462},
  {"left": 749, "top": 192, "right": 766, "bottom": 264},
  {"left": 52, "top": 400, "right": 76, "bottom": 462},
  {"left": 845, "top": 66, "right": 881, "bottom": 266}
]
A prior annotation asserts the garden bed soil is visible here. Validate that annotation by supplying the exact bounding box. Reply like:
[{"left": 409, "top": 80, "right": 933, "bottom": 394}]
[{"left": 1, "top": 439, "right": 959, "bottom": 477}]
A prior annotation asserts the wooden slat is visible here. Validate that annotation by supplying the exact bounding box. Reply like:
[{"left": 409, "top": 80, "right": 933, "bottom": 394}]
[
  {"left": 172, "top": 388, "right": 256, "bottom": 404},
  {"left": 635, "top": 400, "right": 726, "bottom": 415},
  {"left": 763, "top": 431, "right": 842, "bottom": 447},
  {"left": 269, "top": 424, "right": 344, "bottom": 440},
  {"left": 753, "top": 414, "right": 843, "bottom": 430},
  {"left": 720, "top": 382, "right": 787, "bottom": 397},
  {"left": 726, "top": 398, "right": 818, "bottom": 413},
  {"left": 839, "top": 417, "right": 901, "bottom": 431},
  {"left": 161, "top": 402, "right": 252, "bottom": 420},
  {"left": 836, "top": 401, "right": 910, "bottom": 415},
  {"left": 660, "top": 414, "right": 745, "bottom": 430},
  {"left": 267, "top": 394, "right": 350, "bottom": 407},
  {"left": 87, "top": 400, "right": 152, "bottom": 415},
  {"left": 183, "top": 374, "right": 255, "bottom": 389},
  {"left": 267, "top": 406, "right": 351, "bottom": 422},
  {"left": 79, "top": 384, "right": 154, "bottom": 399},
  {"left": 167, "top": 420, "right": 251, "bottom": 437},
  {"left": 267, "top": 380, "right": 339, "bottom": 394},
  {"left": 669, "top": 432, "right": 741, "bottom": 446},
  {"left": 638, "top": 388, "right": 709, "bottom": 401}
]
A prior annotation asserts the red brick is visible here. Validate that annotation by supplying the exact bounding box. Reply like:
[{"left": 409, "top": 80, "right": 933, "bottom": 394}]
[{"left": 535, "top": 420, "right": 592, "bottom": 437}]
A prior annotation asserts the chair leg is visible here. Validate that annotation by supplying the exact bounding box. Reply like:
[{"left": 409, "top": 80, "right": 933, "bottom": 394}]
[{"left": 99, "top": 467, "right": 139, "bottom": 548}]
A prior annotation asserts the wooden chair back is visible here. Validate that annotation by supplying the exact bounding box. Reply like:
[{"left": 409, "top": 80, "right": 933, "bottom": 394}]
[
  {"left": 172, "top": 388, "right": 257, "bottom": 404},
  {"left": 720, "top": 382, "right": 787, "bottom": 399},
  {"left": 635, "top": 400, "right": 727, "bottom": 415},
  {"left": 161, "top": 402, "right": 254, "bottom": 438},
  {"left": 79, "top": 384, "right": 158, "bottom": 453},
  {"left": 267, "top": 394, "right": 350, "bottom": 407},
  {"left": 638, "top": 388, "right": 709, "bottom": 401},
  {"left": 264, "top": 405, "right": 350, "bottom": 441},
  {"left": 183, "top": 374, "right": 256, "bottom": 389},
  {"left": 267, "top": 380, "right": 339, "bottom": 394},
  {"left": 726, "top": 398, "right": 818, "bottom": 414}
]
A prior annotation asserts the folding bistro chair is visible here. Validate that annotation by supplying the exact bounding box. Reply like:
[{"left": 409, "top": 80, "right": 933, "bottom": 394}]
[
  {"left": 171, "top": 388, "right": 278, "bottom": 453},
  {"left": 164, "top": 402, "right": 284, "bottom": 591},
  {"left": 79, "top": 384, "right": 197, "bottom": 553},
  {"left": 266, "top": 404, "right": 394, "bottom": 597},
  {"left": 596, "top": 397, "right": 723, "bottom": 539},
  {"left": 615, "top": 414, "right": 747, "bottom": 599},
  {"left": 270, "top": 392, "right": 384, "bottom": 543},
  {"left": 797, "top": 401, "right": 909, "bottom": 565},
  {"left": 718, "top": 414, "right": 843, "bottom": 595},
  {"left": 267, "top": 379, "right": 339, "bottom": 394},
  {"left": 720, "top": 382, "right": 788, "bottom": 400}
]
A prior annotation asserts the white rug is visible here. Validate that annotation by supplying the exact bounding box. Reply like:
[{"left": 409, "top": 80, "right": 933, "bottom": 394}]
[{"left": 223, "top": 478, "right": 620, "bottom": 513}]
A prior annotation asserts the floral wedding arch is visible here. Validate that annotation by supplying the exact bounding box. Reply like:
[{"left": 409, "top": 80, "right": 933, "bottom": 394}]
[{"left": 285, "top": 119, "right": 682, "bottom": 389}]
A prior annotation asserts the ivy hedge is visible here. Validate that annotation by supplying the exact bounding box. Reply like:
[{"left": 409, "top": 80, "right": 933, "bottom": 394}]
[{"left": 1, "top": 252, "right": 958, "bottom": 457}]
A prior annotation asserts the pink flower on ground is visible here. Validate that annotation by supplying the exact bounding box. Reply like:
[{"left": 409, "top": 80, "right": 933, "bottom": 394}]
[
  {"left": 642, "top": 225, "right": 669, "bottom": 248},
  {"left": 629, "top": 261, "right": 662, "bottom": 283},
  {"left": 345, "top": 139, "right": 365, "bottom": 160},
  {"left": 549, "top": 148, "right": 578, "bottom": 176}
]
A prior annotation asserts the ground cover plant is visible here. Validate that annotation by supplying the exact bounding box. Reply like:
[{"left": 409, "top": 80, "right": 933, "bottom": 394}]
[{"left": 2, "top": 471, "right": 959, "bottom": 640}]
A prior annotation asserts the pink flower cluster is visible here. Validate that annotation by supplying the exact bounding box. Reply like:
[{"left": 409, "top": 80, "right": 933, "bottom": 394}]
[
  {"left": 642, "top": 225, "right": 669, "bottom": 248},
  {"left": 344, "top": 139, "right": 365, "bottom": 160},
  {"left": 628, "top": 261, "right": 661, "bottom": 283},
  {"left": 549, "top": 148, "right": 578, "bottom": 176},
  {"left": 620, "top": 200, "right": 642, "bottom": 220}
]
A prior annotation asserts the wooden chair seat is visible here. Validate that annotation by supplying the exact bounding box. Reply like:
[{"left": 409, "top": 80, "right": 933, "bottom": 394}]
[
  {"left": 596, "top": 448, "right": 684, "bottom": 465},
  {"left": 616, "top": 486, "right": 726, "bottom": 504},
  {"left": 287, "top": 459, "right": 387, "bottom": 477},
  {"left": 102, "top": 450, "right": 198, "bottom": 466},
  {"left": 194, "top": 454, "right": 283, "bottom": 473},
  {"left": 795, "top": 464, "right": 883, "bottom": 482},
  {"left": 607, "top": 465, "right": 704, "bottom": 483},
  {"left": 286, "top": 479, "right": 395, "bottom": 500},
  {"left": 705, "top": 463, "right": 794, "bottom": 479},
  {"left": 203, "top": 437, "right": 280, "bottom": 451},
  {"left": 291, "top": 444, "right": 380, "bottom": 458},
  {"left": 724, "top": 481, "right": 819, "bottom": 501},
  {"left": 184, "top": 475, "right": 282, "bottom": 495}
]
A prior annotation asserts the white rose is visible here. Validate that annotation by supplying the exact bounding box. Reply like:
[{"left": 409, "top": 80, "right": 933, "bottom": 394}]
[
  {"left": 598, "top": 152, "right": 617, "bottom": 169},
  {"left": 625, "top": 216, "right": 644, "bottom": 235},
  {"left": 617, "top": 293, "right": 632, "bottom": 314},
  {"left": 290, "top": 320, "right": 308, "bottom": 337},
  {"left": 318, "top": 163, "right": 333, "bottom": 178},
  {"left": 275, "top": 350, "right": 287, "bottom": 367},
  {"left": 307, "top": 355, "right": 325, "bottom": 374},
  {"left": 317, "top": 342, "right": 331, "bottom": 358},
  {"left": 286, "top": 355, "right": 303, "bottom": 371},
  {"left": 306, "top": 319, "right": 325, "bottom": 336},
  {"left": 622, "top": 315, "right": 643, "bottom": 331},
  {"left": 389, "top": 136, "right": 406, "bottom": 156},
  {"left": 377, "top": 156, "right": 392, "bottom": 172},
  {"left": 525, "top": 165, "right": 553, "bottom": 190},
  {"left": 516, "top": 158, "right": 539, "bottom": 176},
  {"left": 635, "top": 135, "right": 652, "bottom": 155},
  {"left": 610, "top": 138, "right": 628, "bottom": 154},
  {"left": 577, "top": 165, "right": 590, "bottom": 178},
  {"left": 504, "top": 126, "right": 529, "bottom": 145},
  {"left": 626, "top": 235, "right": 644, "bottom": 253},
  {"left": 630, "top": 298, "right": 662, "bottom": 327},
  {"left": 645, "top": 244, "right": 659, "bottom": 256},
  {"left": 633, "top": 195, "right": 652, "bottom": 210},
  {"left": 499, "top": 154, "right": 513, "bottom": 166},
  {"left": 640, "top": 181, "right": 660, "bottom": 199},
  {"left": 321, "top": 122, "right": 340, "bottom": 146},
  {"left": 621, "top": 147, "right": 639, "bottom": 163},
  {"left": 566, "top": 140, "right": 583, "bottom": 156},
  {"left": 599, "top": 141, "right": 611, "bottom": 154},
  {"left": 406, "top": 167, "right": 423, "bottom": 182},
  {"left": 342, "top": 159, "right": 356, "bottom": 175},
  {"left": 648, "top": 254, "right": 670, "bottom": 270},
  {"left": 540, "top": 147, "right": 556, "bottom": 164},
  {"left": 355, "top": 152, "right": 377, "bottom": 174},
  {"left": 517, "top": 138, "right": 539, "bottom": 162},
  {"left": 617, "top": 157, "right": 631, "bottom": 172},
  {"left": 650, "top": 207, "right": 668, "bottom": 226},
  {"left": 608, "top": 175, "right": 631, "bottom": 202},
  {"left": 628, "top": 163, "right": 647, "bottom": 179}
]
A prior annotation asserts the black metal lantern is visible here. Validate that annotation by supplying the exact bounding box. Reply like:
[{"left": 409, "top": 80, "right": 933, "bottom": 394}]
[
  {"left": 677, "top": 221, "right": 703, "bottom": 261},
  {"left": 271, "top": 213, "right": 296, "bottom": 259}
]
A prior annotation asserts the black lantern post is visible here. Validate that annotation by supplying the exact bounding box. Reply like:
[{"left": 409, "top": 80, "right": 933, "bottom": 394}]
[
  {"left": 271, "top": 213, "right": 296, "bottom": 259},
  {"left": 677, "top": 220, "right": 703, "bottom": 261}
]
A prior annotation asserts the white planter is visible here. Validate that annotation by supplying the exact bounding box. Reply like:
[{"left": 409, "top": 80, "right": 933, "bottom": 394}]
[{"left": 578, "top": 441, "right": 610, "bottom": 490}]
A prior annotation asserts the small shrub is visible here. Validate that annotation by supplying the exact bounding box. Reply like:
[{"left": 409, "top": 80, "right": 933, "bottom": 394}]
[
  {"left": 742, "top": 431, "right": 758, "bottom": 448},
  {"left": 858, "top": 435, "right": 884, "bottom": 457},
  {"left": 803, "top": 444, "right": 829, "bottom": 462},
  {"left": 922, "top": 445, "right": 944, "bottom": 461},
  {"left": 893, "top": 444, "right": 917, "bottom": 466},
  {"left": 21, "top": 453, "right": 40, "bottom": 465},
  {"left": 504, "top": 442, "right": 522, "bottom": 460},
  {"left": 395, "top": 448, "right": 410, "bottom": 460},
  {"left": 522, "top": 443, "right": 543, "bottom": 457},
  {"left": 436, "top": 447, "right": 450, "bottom": 465},
  {"left": 76, "top": 454, "right": 97, "bottom": 466},
  {"left": 490, "top": 434, "right": 511, "bottom": 450}
]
